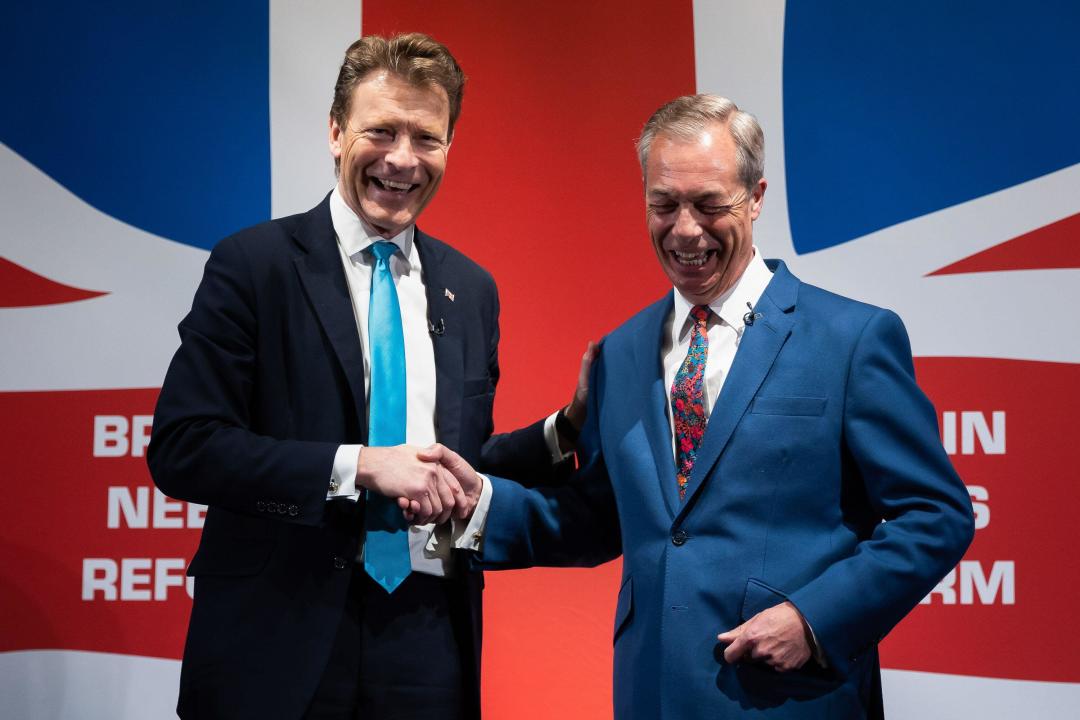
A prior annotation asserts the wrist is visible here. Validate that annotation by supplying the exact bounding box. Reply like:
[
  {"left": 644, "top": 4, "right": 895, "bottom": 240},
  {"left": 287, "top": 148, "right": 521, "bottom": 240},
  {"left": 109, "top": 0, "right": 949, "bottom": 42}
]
[
  {"left": 555, "top": 407, "right": 580, "bottom": 445},
  {"left": 354, "top": 445, "right": 375, "bottom": 490}
]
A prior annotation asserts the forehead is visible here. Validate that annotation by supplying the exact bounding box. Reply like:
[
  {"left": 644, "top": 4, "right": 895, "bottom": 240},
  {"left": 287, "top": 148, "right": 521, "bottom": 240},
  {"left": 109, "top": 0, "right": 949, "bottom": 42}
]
[
  {"left": 645, "top": 124, "right": 739, "bottom": 194},
  {"left": 347, "top": 71, "right": 449, "bottom": 129}
]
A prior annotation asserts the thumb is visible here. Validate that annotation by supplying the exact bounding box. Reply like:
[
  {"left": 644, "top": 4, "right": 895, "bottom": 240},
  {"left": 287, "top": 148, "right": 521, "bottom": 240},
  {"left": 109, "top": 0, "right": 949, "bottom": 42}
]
[
  {"left": 416, "top": 443, "right": 444, "bottom": 462},
  {"left": 433, "top": 443, "right": 466, "bottom": 470}
]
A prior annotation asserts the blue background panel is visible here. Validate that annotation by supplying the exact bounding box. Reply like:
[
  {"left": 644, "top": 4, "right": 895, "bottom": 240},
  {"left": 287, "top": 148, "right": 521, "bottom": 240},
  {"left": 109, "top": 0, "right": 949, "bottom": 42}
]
[
  {"left": 783, "top": 0, "right": 1080, "bottom": 253},
  {"left": 1, "top": 1, "right": 270, "bottom": 250}
]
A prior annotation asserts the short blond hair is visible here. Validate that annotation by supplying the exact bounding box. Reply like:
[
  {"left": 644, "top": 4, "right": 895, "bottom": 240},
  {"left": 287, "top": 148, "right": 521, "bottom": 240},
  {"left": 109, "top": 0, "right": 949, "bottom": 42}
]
[
  {"left": 637, "top": 94, "right": 764, "bottom": 190},
  {"left": 330, "top": 32, "right": 466, "bottom": 153}
]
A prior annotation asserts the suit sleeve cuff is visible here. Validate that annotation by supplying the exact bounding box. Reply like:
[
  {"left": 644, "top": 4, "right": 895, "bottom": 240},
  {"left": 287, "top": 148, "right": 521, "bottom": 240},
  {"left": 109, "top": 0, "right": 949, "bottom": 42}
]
[{"left": 329, "top": 444, "right": 362, "bottom": 500}]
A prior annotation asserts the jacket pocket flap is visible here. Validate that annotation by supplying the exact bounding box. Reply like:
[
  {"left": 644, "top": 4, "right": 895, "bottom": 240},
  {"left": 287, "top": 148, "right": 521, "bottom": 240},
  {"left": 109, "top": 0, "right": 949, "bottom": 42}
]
[
  {"left": 750, "top": 396, "right": 827, "bottom": 416},
  {"left": 740, "top": 577, "right": 788, "bottom": 621}
]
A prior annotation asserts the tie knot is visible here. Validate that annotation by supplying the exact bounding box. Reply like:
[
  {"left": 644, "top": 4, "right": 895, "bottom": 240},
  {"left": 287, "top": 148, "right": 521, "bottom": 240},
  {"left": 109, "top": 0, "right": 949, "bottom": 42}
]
[
  {"left": 690, "top": 305, "right": 710, "bottom": 323},
  {"left": 367, "top": 241, "right": 398, "bottom": 264}
]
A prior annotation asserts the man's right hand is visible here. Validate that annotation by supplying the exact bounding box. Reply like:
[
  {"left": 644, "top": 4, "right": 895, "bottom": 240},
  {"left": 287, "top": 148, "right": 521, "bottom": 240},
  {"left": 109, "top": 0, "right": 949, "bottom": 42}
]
[
  {"left": 355, "top": 445, "right": 468, "bottom": 525},
  {"left": 416, "top": 443, "right": 482, "bottom": 521}
]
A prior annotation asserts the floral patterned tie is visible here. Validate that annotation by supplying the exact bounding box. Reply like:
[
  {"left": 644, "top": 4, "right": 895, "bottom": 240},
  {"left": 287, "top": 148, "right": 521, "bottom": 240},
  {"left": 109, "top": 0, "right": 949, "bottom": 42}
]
[{"left": 671, "top": 305, "right": 710, "bottom": 500}]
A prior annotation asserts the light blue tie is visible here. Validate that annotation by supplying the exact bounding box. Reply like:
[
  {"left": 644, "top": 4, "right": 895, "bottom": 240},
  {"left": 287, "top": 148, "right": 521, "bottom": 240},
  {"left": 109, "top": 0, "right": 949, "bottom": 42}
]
[{"left": 363, "top": 241, "right": 411, "bottom": 593}]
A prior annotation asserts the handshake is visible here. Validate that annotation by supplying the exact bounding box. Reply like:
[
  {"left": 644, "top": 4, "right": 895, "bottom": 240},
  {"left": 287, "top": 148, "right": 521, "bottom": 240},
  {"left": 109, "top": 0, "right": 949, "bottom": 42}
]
[{"left": 355, "top": 443, "right": 481, "bottom": 525}]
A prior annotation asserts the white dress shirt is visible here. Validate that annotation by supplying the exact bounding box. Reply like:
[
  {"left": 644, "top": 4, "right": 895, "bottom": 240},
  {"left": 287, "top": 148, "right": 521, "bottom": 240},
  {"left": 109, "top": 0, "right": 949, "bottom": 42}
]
[
  {"left": 662, "top": 249, "right": 773, "bottom": 454},
  {"left": 324, "top": 186, "right": 490, "bottom": 577}
]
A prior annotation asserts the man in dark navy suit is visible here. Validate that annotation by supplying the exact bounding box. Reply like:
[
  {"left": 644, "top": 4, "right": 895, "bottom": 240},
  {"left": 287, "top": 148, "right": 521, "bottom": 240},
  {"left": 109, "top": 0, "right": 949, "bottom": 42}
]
[{"left": 149, "top": 33, "right": 571, "bottom": 720}]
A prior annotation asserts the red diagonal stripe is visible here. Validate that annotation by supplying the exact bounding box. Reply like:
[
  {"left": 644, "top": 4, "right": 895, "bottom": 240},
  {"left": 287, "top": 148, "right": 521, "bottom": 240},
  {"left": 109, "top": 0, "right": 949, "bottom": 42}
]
[
  {"left": 0, "top": 257, "right": 108, "bottom": 307},
  {"left": 928, "top": 211, "right": 1080, "bottom": 276}
]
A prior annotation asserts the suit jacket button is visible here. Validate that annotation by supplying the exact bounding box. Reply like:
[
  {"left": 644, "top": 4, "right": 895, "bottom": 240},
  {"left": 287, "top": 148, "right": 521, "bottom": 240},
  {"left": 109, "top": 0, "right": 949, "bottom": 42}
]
[
  {"left": 671, "top": 529, "right": 689, "bottom": 546},
  {"left": 288, "top": 504, "right": 299, "bottom": 517},
  {"left": 333, "top": 556, "right": 347, "bottom": 570},
  {"left": 256, "top": 501, "right": 266, "bottom": 512}
]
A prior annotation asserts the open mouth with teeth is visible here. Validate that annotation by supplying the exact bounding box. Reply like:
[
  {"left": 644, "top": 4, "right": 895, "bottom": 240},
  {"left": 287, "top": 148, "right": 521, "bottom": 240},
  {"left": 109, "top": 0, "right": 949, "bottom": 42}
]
[
  {"left": 672, "top": 249, "right": 715, "bottom": 267},
  {"left": 371, "top": 177, "right": 419, "bottom": 194}
]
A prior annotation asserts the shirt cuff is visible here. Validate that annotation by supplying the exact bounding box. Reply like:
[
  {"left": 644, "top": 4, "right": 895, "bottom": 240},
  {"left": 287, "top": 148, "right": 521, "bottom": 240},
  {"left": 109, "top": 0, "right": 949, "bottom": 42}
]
[
  {"left": 543, "top": 411, "right": 574, "bottom": 464},
  {"left": 329, "top": 444, "right": 362, "bottom": 500},
  {"left": 445, "top": 473, "right": 492, "bottom": 551},
  {"left": 800, "top": 613, "right": 828, "bottom": 668}
]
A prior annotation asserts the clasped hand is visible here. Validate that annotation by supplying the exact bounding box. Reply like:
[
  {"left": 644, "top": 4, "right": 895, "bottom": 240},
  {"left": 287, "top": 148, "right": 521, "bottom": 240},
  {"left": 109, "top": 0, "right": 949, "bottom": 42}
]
[{"left": 356, "top": 444, "right": 481, "bottom": 525}]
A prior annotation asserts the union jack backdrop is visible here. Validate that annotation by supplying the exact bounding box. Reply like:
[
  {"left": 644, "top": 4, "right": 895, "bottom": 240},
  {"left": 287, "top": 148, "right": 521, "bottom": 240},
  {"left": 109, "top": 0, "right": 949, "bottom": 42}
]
[{"left": 2, "top": 1, "right": 1077, "bottom": 717}]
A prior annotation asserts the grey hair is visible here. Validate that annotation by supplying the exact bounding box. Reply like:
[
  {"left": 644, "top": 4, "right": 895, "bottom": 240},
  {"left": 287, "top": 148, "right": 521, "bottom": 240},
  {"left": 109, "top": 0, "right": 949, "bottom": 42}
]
[{"left": 636, "top": 94, "right": 765, "bottom": 191}]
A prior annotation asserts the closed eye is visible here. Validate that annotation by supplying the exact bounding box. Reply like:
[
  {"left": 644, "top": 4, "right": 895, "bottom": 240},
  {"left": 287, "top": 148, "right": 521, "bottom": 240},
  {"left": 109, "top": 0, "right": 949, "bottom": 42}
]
[{"left": 697, "top": 204, "right": 732, "bottom": 215}]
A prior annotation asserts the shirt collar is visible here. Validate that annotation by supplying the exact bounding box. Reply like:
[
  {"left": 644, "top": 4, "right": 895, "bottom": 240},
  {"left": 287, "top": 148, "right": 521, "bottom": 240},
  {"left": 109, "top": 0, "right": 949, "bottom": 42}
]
[
  {"left": 329, "top": 185, "right": 416, "bottom": 265},
  {"left": 671, "top": 247, "right": 773, "bottom": 342}
]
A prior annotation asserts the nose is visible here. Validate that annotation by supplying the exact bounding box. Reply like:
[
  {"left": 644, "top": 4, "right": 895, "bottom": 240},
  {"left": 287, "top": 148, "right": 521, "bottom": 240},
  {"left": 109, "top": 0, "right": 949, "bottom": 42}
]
[
  {"left": 385, "top": 134, "right": 419, "bottom": 170},
  {"left": 672, "top": 206, "right": 702, "bottom": 242}
]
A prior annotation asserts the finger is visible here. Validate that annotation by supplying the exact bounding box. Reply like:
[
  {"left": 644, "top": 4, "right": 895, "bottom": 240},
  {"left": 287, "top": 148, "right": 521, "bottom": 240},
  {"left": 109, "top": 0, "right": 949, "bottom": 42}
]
[
  {"left": 443, "top": 468, "right": 470, "bottom": 519},
  {"left": 723, "top": 634, "right": 751, "bottom": 664},
  {"left": 452, "top": 481, "right": 472, "bottom": 520},
  {"left": 716, "top": 622, "right": 744, "bottom": 643},
  {"left": 433, "top": 469, "right": 457, "bottom": 525},
  {"left": 425, "top": 486, "right": 443, "bottom": 524},
  {"left": 398, "top": 492, "right": 414, "bottom": 522},
  {"left": 576, "top": 343, "right": 595, "bottom": 393},
  {"left": 419, "top": 493, "right": 437, "bottom": 525}
]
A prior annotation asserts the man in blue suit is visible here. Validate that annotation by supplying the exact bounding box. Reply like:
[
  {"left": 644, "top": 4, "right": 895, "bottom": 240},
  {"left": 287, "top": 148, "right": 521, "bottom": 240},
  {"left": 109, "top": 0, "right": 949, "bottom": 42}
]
[
  {"left": 430, "top": 94, "right": 974, "bottom": 718},
  {"left": 148, "top": 33, "right": 569, "bottom": 720}
]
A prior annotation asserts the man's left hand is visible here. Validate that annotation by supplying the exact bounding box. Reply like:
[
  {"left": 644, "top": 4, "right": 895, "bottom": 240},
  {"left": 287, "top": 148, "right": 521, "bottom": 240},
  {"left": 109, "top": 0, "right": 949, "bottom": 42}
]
[{"left": 717, "top": 601, "right": 813, "bottom": 672}]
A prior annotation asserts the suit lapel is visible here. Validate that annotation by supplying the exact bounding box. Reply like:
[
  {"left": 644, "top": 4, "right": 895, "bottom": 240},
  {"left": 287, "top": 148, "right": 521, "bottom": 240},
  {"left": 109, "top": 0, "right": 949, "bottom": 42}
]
[
  {"left": 415, "top": 230, "right": 464, "bottom": 450},
  {"left": 291, "top": 195, "right": 369, "bottom": 439},
  {"left": 675, "top": 261, "right": 799, "bottom": 517},
  {"left": 632, "top": 294, "right": 681, "bottom": 519}
]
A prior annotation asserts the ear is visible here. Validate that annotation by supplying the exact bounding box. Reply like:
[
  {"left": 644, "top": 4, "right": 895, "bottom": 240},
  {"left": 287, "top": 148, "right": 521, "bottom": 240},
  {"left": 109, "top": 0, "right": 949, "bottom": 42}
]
[
  {"left": 748, "top": 178, "right": 767, "bottom": 220},
  {"left": 328, "top": 115, "right": 343, "bottom": 160}
]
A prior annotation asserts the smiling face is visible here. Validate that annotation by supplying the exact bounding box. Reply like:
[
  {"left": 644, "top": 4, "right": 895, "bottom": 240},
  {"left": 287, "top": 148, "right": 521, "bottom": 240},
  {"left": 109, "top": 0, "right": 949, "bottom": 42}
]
[
  {"left": 329, "top": 71, "right": 450, "bottom": 237},
  {"left": 644, "top": 123, "right": 766, "bottom": 305}
]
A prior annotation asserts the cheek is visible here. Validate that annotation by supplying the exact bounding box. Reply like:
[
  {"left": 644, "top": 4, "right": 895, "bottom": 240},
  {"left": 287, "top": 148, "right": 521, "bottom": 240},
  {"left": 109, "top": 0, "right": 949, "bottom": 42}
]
[
  {"left": 424, "top": 158, "right": 447, "bottom": 185},
  {"left": 647, "top": 220, "right": 668, "bottom": 246}
]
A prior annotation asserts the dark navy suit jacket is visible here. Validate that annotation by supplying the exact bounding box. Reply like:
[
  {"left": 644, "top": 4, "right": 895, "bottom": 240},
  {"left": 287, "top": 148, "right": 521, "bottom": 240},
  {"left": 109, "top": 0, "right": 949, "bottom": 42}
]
[
  {"left": 480, "top": 260, "right": 974, "bottom": 719},
  {"left": 148, "top": 195, "right": 553, "bottom": 719}
]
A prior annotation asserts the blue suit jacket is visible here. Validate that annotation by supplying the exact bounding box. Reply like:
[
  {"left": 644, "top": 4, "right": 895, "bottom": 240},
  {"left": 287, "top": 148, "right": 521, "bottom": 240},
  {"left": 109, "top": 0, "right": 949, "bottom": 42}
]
[
  {"left": 148, "top": 195, "right": 555, "bottom": 719},
  {"left": 481, "top": 260, "right": 974, "bottom": 719}
]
